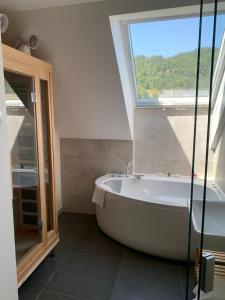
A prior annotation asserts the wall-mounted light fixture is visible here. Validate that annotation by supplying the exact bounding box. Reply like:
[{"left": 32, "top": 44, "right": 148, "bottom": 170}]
[{"left": 0, "top": 14, "right": 9, "bottom": 33}]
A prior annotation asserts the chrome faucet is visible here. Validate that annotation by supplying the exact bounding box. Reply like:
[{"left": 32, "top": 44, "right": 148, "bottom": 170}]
[{"left": 126, "top": 161, "right": 132, "bottom": 176}]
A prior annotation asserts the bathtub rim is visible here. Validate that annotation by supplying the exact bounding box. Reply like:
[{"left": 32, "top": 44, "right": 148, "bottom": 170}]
[{"left": 95, "top": 174, "right": 223, "bottom": 210}]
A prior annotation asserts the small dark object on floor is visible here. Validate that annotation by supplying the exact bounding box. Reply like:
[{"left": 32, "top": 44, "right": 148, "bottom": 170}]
[{"left": 49, "top": 249, "right": 55, "bottom": 258}]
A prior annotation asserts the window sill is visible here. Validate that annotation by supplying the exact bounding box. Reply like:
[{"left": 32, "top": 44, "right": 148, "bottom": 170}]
[{"left": 136, "top": 97, "right": 209, "bottom": 108}]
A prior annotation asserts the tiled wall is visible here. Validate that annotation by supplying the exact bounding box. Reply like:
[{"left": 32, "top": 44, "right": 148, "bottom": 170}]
[
  {"left": 60, "top": 107, "right": 215, "bottom": 214},
  {"left": 60, "top": 138, "right": 133, "bottom": 214},
  {"left": 134, "top": 106, "right": 214, "bottom": 177}
]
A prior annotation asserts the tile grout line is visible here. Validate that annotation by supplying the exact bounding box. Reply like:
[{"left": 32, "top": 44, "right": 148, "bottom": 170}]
[
  {"left": 32, "top": 223, "right": 88, "bottom": 300},
  {"left": 30, "top": 222, "right": 90, "bottom": 300},
  {"left": 178, "top": 264, "right": 186, "bottom": 299},
  {"left": 35, "top": 289, "right": 78, "bottom": 299},
  {"left": 27, "top": 215, "right": 188, "bottom": 300},
  {"left": 108, "top": 255, "right": 124, "bottom": 300},
  {"left": 69, "top": 247, "right": 124, "bottom": 259},
  {"left": 34, "top": 266, "right": 60, "bottom": 300},
  {"left": 70, "top": 225, "right": 90, "bottom": 251}
]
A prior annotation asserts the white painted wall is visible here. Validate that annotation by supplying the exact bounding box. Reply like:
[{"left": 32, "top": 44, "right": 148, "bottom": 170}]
[
  {"left": 2, "top": 0, "right": 202, "bottom": 141},
  {"left": 0, "top": 0, "right": 105, "bottom": 13},
  {"left": 0, "top": 37, "right": 18, "bottom": 299}
]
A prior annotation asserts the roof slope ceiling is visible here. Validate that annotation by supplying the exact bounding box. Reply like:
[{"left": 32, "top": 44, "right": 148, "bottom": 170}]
[{"left": 0, "top": 0, "right": 106, "bottom": 13}]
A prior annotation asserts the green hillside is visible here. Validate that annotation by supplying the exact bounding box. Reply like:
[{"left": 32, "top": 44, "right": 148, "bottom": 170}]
[{"left": 134, "top": 48, "right": 214, "bottom": 99}]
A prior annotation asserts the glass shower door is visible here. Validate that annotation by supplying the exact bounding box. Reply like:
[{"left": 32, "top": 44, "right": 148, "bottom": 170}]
[
  {"left": 186, "top": 1, "right": 225, "bottom": 299},
  {"left": 4, "top": 70, "right": 43, "bottom": 263}
]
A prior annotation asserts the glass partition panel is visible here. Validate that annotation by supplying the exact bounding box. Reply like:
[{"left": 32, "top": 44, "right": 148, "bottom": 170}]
[
  {"left": 4, "top": 70, "right": 42, "bottom": 263},
  {"left": 199, "top": 1, "right": 225, "bottom": 299},
  {"left": 187, "top": 1, "right": 225, "bottom": 299},
  {"left": 185, "top": 3, "right": 212, "bottom": 298}
]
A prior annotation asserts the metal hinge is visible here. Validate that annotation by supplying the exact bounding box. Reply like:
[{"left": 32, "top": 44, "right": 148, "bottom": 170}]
[
  {"left": 37, "top": 219, "right": 43, "bottom": 232},
  {"left": 31, "top": 92, "right": 36, "bottom": 103},
  {"left": 200, "top": 252, "right": 215, "bottom": 293}
]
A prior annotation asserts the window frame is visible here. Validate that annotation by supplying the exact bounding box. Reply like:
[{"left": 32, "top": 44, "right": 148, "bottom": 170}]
[
  {"left": 210, "top": 31, "right": 225, "bottom": 150},
  {"left": 110, "top": 3, "right": 217, "bottom": 108}
]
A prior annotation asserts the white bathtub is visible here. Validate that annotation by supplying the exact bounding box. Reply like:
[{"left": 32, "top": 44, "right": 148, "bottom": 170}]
[{"left": 95, "top": 175, "right": 223, "bottom": 261}]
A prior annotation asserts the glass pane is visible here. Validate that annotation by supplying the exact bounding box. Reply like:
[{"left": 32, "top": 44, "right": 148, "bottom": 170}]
[
  {"left": 4, "top": 70, "right": 42, "bottom": 263},
  {"left": 187, "top": 1, "right": 225, "bottom": 299},
  {"left": 129, "top": 13, "right": 225, "bottom": 105},
  {"left": 40, "top": 79, "right": 54, "bottom": 231},
  {"left": 186, "top": 3, "right": 214, "bottom": 298},
  {"left": 200, "top": 1, "right": 225, "bottom": 299}
]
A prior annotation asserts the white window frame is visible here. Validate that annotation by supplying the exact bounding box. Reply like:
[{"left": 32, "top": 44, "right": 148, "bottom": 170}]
[
  {"left": 110, "top": 3, "right": 217, "bottom": 108},
  {"left": 210, "top": 30, "right": 225, "bottom": 151}
]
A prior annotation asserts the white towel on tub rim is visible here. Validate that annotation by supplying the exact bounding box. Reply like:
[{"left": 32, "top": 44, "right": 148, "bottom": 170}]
[{"left": 92, "top": 185, "right": 112, "bottom": 208}]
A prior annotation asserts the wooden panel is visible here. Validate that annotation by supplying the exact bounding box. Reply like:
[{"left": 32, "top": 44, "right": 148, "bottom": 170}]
[
  {"left": 34, "top": 76, "right": 47, "bottom": 243},
  {"left": 17, "top": 233, "right": 59, "bottom": 287},
  {"left": 2, "top": 44, "right": 52, "bottom": 78},
  {"left": 48, "top": 73, "right": 58, "bottom": 233}
]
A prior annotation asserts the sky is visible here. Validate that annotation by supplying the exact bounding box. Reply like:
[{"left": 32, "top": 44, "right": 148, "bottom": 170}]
[{"left": 130, "top": 14, "right": 225, "bottom": 58}]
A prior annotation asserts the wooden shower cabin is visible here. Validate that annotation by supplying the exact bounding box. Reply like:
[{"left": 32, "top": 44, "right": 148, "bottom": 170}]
[{"left": 2, "top": 44, "right": 59, "bottom": 286}]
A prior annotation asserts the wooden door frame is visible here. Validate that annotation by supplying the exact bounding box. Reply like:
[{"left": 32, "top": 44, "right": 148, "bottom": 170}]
[{"left": 2, "top": 44, "right": 59, "bottom": 287}]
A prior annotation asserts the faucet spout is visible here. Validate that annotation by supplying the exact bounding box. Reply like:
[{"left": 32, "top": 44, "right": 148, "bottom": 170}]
[{"left": 126, "top": 161, "right": 133, "bottom": 176}]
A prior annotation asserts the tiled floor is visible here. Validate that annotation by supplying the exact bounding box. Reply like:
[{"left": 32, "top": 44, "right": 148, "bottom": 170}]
[{"left": 18, "top": 212, "right": 195, "bottom": 300}]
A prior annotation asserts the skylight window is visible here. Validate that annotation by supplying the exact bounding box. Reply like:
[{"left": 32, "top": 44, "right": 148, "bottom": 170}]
[
  {"left": 129, "top": 18, "right": 200, "bottom": 104},
  {"left": 129, "top": 15, "right": 225, "bottom": 106},
  {"left": 110, "top": 5, "right": 225, "bottom": 109},
  {"left": 110, "top": 4, "right": 225, "bottom": 138}
]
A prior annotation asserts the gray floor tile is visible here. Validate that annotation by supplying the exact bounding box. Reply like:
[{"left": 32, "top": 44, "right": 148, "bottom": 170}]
[
  {"left": 73, "top": 225, "right": 124, "bottom": 257},
  {"left": 50, "top": 244, "right": 70, "bottom": 266},
  {"left": 22, "top": 257, "right": 59, "bottom": 291},
  {"left": 110, "top": 286, "right": 184, "bottom": 300},
  {"left": 44, "top": 251, "right": 121, "bottom": 300},
  {"left": 110, "top": 258, "right": 184, "bottom": 300},
  {"left": 18, "top": 213, "right": 194, "bottom": 300},
  {"left": 180, "top": 264, "right": 196, "bottom": 300},
  {"left": 37, "top": 291, "right": 77, "bottom": 299},
  {"left": 59, "top": 223, "right": 88, "bottom": 250},
  {"left": 18, "top": 287, "right": 40, "bottom": 300},
  {"left": 122, "top": 247, "right": 161, "bottom": 262},
  {"left": 59, "top": 212, "right": 97, "bottom": 226}
]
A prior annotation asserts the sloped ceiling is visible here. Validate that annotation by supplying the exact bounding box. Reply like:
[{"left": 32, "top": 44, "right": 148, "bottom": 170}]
[{"left": 0, "top": 0, "right": 106, "bottom": 13}]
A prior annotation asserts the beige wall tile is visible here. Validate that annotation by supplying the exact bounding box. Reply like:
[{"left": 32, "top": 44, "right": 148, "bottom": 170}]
[
  {"left": 134, "top": 107, "right": 214, "bottom": 177},
  {"left": 60, "top": 138, "right": 133, "bottom": 214},
  {"left": 61, "top": 107, "right": 219, "bottom": 214}
]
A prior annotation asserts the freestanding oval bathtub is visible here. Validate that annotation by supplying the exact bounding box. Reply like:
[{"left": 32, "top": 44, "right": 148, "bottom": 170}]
[{"left": 94, "top": 175, "right": 222, "bottom": 261}]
